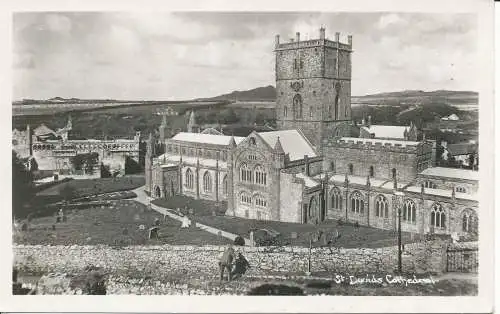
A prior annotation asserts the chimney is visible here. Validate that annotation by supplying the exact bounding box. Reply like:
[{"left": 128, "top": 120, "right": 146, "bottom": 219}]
[
  {"left": 348, "top": 35, "right": 352, "bottom": 47},
  {"left": 319, "top": 27, "right": 326, "bottom": 40},
  {"left": 296, "top": 32, "right": 300, "bottom": 42},
  {"left": 335, "top": 32, "right": 340, "bottom": 43},
  {"left": 275, "top": 34, "right": 280, "bottom": 47}
]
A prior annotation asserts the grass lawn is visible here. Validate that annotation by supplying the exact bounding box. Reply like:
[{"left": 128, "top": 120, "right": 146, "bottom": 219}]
[
  {"left": 194, "top": 215, "right": 415, "bottom": 248},
  {"left": 36, "top": 175, "right": 145, "bottom": 199},
  {"left": 152, "top": 195, "right": 227, "bottom": 216},
  {"left": 14, "top": 199, "right": 231, "bottom": 246}
]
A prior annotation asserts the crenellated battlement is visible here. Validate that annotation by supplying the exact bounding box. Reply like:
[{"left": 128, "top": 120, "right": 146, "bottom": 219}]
[
  {"left": 275, "top": 28, "right": 352, "bottom": 51},
  {"left": 331, "top": 137, "right": 421, "bottom": 152}
]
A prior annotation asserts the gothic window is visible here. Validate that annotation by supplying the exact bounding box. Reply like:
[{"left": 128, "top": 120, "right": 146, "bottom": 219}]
[
  {"left": 402, "top": 199, "right": 416, "bottom": 223},
  {"left": 375, "top": 195, "right": 389, "bottom": 218},
  {"left": 293, "top": 59, "right": 297, "bottom": 70},
  {"left": 350, "top": 191, "right": 364, "bottom": 214},
  {"left": 222, "top": 152, "right": 228, "bottom": 161},
  {"left": 330, "top": 188, "right": 342, "bottom": 210},
  {"left": 348, "top": 163, "right": 354, "bottom": 175},
  {"left": 222, "top": 175, "right": 228, "bottom": 196},
  {"left": 249, "top": 137, "right": 256, "bottom": 145},
  {"left": 309, "top": 197, "right": 318, "bottom": 218},
  {"left": 330, "top": 161, "right": 335, "bottom": 171},
  {"left": 300, "top": 60, "right": 304, "bottom": 69},
  {"left": 456, "top": 186, "right": 467, "bottom": 193},
  {"left": 254, "top": 165, "right": 267, "bottom": 186},
  {"left": 334, "top": 82, "right": 341, "bottom": 120},
  {"left": 462, "top": 209, "right": 477, "bottom": 233},
  {"left": 254, "top": 194, "right": 267, "bottom": 208},
  {"left": 392, "top": 168, "right": 397, "bottom": 179},
  {"left": 240, "top": 192, "right": 252, "bottom": 205},
  {"left": 239, "top": 163, "right": 252, "bottom": 183},
  {"left": 284, "top": 106, "right": 288, "bottom": 117},
  {"left": 203, "top": 171, "right": 212, "bottom": 193},
  {"left": 185, "top": 168, "right": 194, "bottom": 190},
  {"left": 293, "top": 94, "right": 303, "bottom": 119},
  {"left": 309, "top": 106, "right": 314, "bottom": 118},
  {"left": 369, "top": 166, "right": 374, "bottom": 177},
  {"left": 424, "top": 181, "right": 436, "bottom": 189},
  {"left": 430, "top": 203, "right": 445, "bottom": 229}
]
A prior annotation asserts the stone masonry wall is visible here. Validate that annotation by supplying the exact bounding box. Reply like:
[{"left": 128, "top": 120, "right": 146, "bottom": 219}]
[{"left": 14, "top": 241, "right": 451, "bottom": 280}]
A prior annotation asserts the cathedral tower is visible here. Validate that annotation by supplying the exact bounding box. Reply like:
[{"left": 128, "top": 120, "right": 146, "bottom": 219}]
[{"left": 275, "top": 28, "right": 353, "bottom": 149}]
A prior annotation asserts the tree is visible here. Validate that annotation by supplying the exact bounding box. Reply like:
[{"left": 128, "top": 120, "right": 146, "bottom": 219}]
[{"left": 12, "top": 151, "right": 34, "bottom": 218}]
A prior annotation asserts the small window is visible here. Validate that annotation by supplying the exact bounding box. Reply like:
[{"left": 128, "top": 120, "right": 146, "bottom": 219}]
[
  {"left": 300, "top": 60, "right": 304, "bottom": 69},
  {"left": 348, "top": 164, "right": 354, "bottom": 175},
  {"left": 392, "top": 168, "right": 397, "bottom": 179},
  {"left": 284, "top": 106, "right": 288, "bottom": 117},
  {"left": 369, "top": 166, "right": 374, "bottom": 177},
  {"left": 249, "top": 138, "right": 256, "bottom": 145}
]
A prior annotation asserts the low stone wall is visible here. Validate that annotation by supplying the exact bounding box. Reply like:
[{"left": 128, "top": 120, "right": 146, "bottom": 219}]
[{"left": 14, "top": 240, "right": 450, "bottom": 279}]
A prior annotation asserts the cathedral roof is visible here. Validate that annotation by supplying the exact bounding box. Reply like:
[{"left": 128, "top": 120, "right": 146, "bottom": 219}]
[
  {"left": 258, "top": 130, "right": 317, "bottom": 161},
  {"left": 419, "top": 167, "right": 478, "bottom": 181},
  {"left": 360, "top": 125, "right": 410, "bottom": 139},
  {"left": 171, "top": 132, "right": 244, "bottom": 146}
]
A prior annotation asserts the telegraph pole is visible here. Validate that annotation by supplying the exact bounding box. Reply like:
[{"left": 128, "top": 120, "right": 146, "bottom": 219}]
[{"left": 394, "top": 191, "right": 405, "bottom": 274}]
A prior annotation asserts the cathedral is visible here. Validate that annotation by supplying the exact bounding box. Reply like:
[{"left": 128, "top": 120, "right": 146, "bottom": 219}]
[{"left": 146, "top": 28, "right": 478, "bottom": 236}]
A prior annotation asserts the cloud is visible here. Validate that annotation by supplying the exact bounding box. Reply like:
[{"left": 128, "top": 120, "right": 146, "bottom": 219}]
[{"left": 12, "top": 12, "right": 479, "bottom": 100}]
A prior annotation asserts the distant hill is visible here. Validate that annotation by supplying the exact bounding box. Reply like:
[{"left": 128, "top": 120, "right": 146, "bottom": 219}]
[
  {"left": 352, "top": 90, "right": 478, "bottom": 107},
  {"left": 198, "top": 85, "right": 276, "bottom": 102}
]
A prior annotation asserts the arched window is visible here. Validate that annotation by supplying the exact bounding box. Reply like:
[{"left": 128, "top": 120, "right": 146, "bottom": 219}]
[
  {"left": 239, "top": 192, "right": 252, "bottom": 205},
  {"left": 222, "top": 175, "right": 228, "bottom": 196},
  {"left": 424, "top": 181, "right": 436, "bottom": 189},
  {"left": 402, "top": 199, "right": 416, "bottom": 223},
  {"left": 456, "top": 186, "right": 467, "bottom": 193},
  {"left": 430, "top": 203, "right": 445, "bottom": 229},
  {"left": 293, "top": 94, "right": 303, "bottom": 119},
  {"left": 375, "top": 195, "right": 388, "bottom": 218},
  {"left": 350, "top": 191, "right": 364, "bottom": 214},
  {"left": 348, "top": 163, "right": 354, "bottom": 175},
  {"left": 369, "top": 166, "right": 374, "bottom": 177},
  {"left": 462, "top": 209, "right": 477, "bottom": 233},
  {"left": 334, "top": 82, "right": 341, "bottom": 120},
  {"left": 330, "top": 161, "right": 335, "bottom": 171},
  {"left": 309, "top": 197, "right": 318, "bottom": 218},
  {"left": 203, "top": 171, "right": 212, "bottom": 193},
  {"left": 284, "top": 106, "right": 288, "bottom": 117},
  {"left": 392, "top": 168, "right": 397, "bottom": 179},
  {"left": 185, "top": 168, "right": 194, "bottom": 190},
  {"left": 239, "top": 163, "right": 252, "bottom": 183},
  {"left": 254, "top": 165, "right": 267, "bottom": 186},
  {"left": 330, "top": 188, "right": 342, "bottom": 210},
  {"left": 254, "top": 194, "right": 267, "bottom": 208}
]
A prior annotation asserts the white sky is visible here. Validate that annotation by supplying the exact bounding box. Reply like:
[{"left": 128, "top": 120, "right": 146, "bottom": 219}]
[{"left": 12, "top": 12, "right": 478, "bottom": 100}]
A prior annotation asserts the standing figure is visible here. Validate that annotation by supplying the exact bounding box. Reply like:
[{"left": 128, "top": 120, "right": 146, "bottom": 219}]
[
  {"left": 218, "top": 246, "right": 236, "bottom": 282},
  {"left": 231, "top": 252, "right": 251, "bottom": 279}
]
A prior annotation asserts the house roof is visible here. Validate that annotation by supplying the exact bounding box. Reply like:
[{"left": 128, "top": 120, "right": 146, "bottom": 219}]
[
  {"left": 258, "top": 130, "right": 317, "bottom": 161},
  {"left": 33, "top": 124, "right": 56, "bottom": 136},
  {"left": 446, "top": 143, "right": 478, "bottom": 156},
  {"left": 360, "top": 125, "right": 409, "bottom": 139},
  {"left": 171, "top": 132, "right": 244, "bottom": 146},
  {"left": 419, "top": 167, "right": 479, "bottom": 181}
]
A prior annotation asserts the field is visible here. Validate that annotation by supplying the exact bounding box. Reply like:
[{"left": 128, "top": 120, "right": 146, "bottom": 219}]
[{"left": 14, "top": 199, "right": 232, "bottom": 246}]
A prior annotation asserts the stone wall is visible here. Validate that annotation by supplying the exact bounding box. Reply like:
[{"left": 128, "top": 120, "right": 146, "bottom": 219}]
[{"left": 14, "top": 241, "right": 450, "bottom": 280}]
